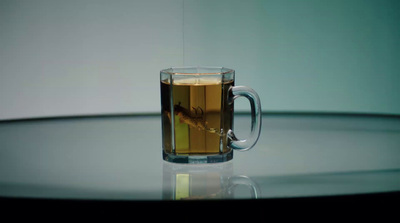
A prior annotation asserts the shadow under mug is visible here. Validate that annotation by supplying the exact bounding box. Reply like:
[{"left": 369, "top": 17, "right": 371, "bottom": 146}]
[{"left": 160, "top": 67, "right": 261, "bottom": 163}]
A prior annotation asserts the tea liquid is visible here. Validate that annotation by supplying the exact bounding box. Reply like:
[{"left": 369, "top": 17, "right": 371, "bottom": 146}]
[{"left": 161, "top": 79, "right": 233, "bottom": 155}]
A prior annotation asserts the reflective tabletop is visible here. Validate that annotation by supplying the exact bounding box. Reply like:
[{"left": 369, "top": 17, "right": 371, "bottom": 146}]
[{"left": 1, "top": 113, "right": 400, "bottom": 202}]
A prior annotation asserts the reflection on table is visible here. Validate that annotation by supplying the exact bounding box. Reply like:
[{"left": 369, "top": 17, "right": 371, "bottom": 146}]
[{"left": 163, "top": 161, "right": 260, "bottom": 200}]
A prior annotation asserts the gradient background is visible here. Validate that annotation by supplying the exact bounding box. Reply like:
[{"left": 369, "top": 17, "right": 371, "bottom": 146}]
[{"left": 1, "top": 0, "right": 399, "bottom": 120}]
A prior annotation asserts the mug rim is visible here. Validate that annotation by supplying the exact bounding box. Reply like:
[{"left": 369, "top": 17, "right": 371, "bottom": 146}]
[{"left": 161, "top": 66, "right": 234, "bottom": 75}]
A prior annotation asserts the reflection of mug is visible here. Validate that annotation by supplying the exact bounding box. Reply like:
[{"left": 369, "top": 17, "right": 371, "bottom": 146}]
[
  {"left": 160, "top": 67, "right": 262, "bottom": 163},
  {"left": 162, "top": 162, "right": 261, "bottom": 200}
]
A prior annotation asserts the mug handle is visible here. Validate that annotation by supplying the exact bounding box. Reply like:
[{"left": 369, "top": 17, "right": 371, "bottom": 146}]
[
  {"left": 228, "top": 86, "right": 262, "bottom": 151},
  {"left": 229, "top": 175, "right": 262, "bottom": 198}
]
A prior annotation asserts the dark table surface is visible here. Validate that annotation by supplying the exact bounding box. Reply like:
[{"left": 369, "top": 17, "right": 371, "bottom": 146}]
[{"left": 1, "top": 113, "right": 400, "bottom": 202}]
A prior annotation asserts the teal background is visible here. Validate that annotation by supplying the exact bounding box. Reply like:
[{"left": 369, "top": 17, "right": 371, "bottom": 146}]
[
  {"left": 184, "top": 0, "right": 400, "bottom": 115},
  {"left": 1, "top": 0, "right": 399, "bottom": 120}
]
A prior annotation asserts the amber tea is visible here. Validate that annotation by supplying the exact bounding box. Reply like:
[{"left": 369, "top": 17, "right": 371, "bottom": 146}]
[{"left": 161, "top": 79, "right": 234, "bottom": 155}]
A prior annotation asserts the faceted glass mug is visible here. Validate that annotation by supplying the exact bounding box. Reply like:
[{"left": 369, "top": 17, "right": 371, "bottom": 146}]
[{"left": 160, "top": 67, "right": 261, "bottom": 163}]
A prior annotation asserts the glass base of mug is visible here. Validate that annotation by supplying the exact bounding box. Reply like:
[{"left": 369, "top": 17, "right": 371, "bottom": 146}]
[{"left": 162, "top": 150, "right": 233, "bottom": 164}]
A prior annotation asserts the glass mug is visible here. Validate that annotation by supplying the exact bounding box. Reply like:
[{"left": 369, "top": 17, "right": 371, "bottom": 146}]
[{"left": 160, "top": 67, "right": 261, "bottom": 163}]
